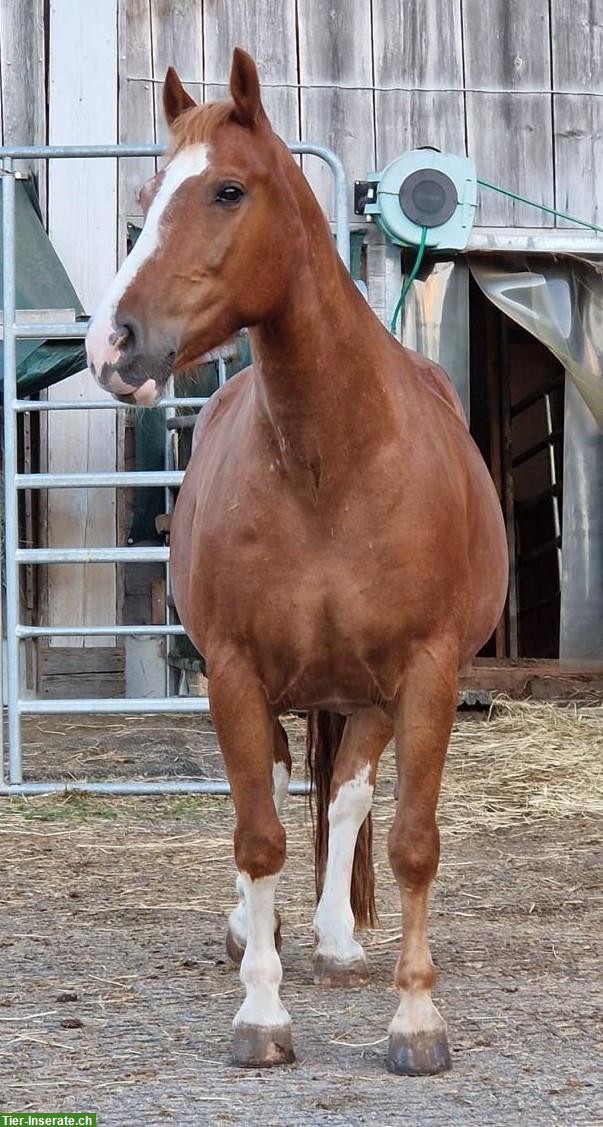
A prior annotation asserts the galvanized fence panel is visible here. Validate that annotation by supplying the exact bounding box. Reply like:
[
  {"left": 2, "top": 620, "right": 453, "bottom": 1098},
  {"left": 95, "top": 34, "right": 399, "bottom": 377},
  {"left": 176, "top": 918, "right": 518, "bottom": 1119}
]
[{"left": 1, "top": 141, "right": 349, "bottom": 795}]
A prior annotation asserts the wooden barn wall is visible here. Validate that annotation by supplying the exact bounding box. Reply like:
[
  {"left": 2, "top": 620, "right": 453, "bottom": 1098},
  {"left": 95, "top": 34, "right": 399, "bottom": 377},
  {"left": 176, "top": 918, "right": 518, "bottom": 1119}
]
[
  {"left": 116, "top": 0, "right": 603, "bottom": 229},
  {"left": 0, "top": 0, "right": 601, "bottom": 642}
]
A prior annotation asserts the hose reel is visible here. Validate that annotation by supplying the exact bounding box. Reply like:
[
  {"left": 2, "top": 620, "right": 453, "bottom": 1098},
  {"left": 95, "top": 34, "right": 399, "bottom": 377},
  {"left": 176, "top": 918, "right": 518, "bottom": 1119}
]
[{"left": 356, "top": 149, "right": 477, "bottom": 252}]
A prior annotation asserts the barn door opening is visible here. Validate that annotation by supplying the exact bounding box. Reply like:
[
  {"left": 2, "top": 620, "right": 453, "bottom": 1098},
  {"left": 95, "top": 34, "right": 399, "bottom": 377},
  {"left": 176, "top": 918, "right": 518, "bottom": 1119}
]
[
  {"left": 469, "top": 279, "right": 565, "bottom": 660},
  {"left": 469, "top": 253, "right": 603, "bottom": 670}
]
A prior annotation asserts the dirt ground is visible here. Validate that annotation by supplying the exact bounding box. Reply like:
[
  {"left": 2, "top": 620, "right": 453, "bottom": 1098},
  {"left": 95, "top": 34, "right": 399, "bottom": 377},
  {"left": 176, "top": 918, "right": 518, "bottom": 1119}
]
[{"left": 0, "top": 713, "right": 601, "bottom": 1126}]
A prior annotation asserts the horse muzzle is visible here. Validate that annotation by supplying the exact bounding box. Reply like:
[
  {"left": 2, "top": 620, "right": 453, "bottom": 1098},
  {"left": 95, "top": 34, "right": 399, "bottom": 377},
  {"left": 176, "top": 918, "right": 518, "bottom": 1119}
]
[
  {"left": 88, "top": 362, "right": 157, "bottom": 405},
  {"left": 86, "top": 312, "right": 172, "bottom": 406}
]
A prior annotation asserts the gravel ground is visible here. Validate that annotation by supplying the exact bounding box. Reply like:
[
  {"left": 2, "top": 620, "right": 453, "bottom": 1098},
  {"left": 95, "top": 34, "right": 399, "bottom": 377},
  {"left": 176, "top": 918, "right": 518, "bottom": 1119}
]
[{"left": 0, "top": 713, "right": 601, "bottom": 1126}]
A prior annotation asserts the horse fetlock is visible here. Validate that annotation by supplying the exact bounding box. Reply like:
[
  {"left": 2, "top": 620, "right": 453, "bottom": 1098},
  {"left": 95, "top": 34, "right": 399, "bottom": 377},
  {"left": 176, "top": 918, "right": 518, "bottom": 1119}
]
[
  {"left": 313, "top": 947, "right": 369, "bottom": 988},
  {"left": 313, "top": 899, "right": 355, "bottom": 946},
  {"left": 228, "top": 898, "right": 248, "bottom": 948},
  {"left": 226, "top": 908, "right": 283, "bottom": 966},
  {"left": 389, "top": 989, "right": 445, "bottom": 1038},
  {"left": 313, "top": 909, "right": 369, "bottom": 986},
  {"left": 234, "top": 982, "right": 290, "bottom": 1031}
]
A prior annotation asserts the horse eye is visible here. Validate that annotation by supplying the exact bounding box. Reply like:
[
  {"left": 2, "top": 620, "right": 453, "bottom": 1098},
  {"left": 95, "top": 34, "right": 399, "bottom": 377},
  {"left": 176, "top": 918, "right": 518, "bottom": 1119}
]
[{"left": 215, "top": 184, "right": 245, "bottom": 205}]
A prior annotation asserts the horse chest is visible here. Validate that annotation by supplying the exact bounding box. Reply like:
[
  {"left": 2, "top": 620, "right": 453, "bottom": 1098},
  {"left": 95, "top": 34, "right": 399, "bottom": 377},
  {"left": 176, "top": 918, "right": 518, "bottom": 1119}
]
[{"left": 226, "top": 535, "right": 413, "bottom": 708}]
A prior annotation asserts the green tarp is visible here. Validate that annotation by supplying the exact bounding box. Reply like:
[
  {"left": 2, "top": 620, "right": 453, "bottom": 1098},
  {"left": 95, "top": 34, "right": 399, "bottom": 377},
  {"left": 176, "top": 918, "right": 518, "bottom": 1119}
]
[{"left": 0, "top": 176, "right": 86, "bottom": 401}]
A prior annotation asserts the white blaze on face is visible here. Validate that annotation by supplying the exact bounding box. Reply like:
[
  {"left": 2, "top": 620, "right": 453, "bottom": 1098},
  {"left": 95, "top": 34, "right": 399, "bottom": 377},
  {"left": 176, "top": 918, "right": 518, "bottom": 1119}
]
[{"left": 86, "top": 143, "right": 209, "bottom": 382}]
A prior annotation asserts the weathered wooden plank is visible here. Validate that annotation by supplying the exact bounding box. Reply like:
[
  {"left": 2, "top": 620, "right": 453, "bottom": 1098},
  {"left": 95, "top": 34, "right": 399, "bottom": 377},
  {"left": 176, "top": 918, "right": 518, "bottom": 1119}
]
[
  {"left": 298, "top": 0, "right": 374, "bottom": 215},
  {"left": 373, "top": 0, "right": 463, "bottom": 89},
  {"left": 150, "top": 0, "right": 203, "bottom": 144},
  {"left": 118, "top": 0, "right": 155, "bottom": 251},
  {"left": 463, "top": 0, "right": 551, "bottom": 91},
  {"left": 554, "top": 95, "right": 603, "bottom": 228},
  {"left": 466, "top": 93, "right": 554, "bottom": 225},
  {"left": 40, "top": 671, "right": 126, "bottom": 699},
  {"left": 203, "top": 0, "right": 299, "bottom": 140},
  {"left": 551, "top": 0, "right": 603, "bottom": 93},
  {"left": 47, "top": 0, "right": 118, "bottom": 647},
  {"left": 0, "top": 0, "right": 46, "bottom": 211},
  {"left": 375, "top": 91, "right": 465, "bottom": 169},
  {"left": 40, "top": 646, "right": 125, "bottom": 675}
]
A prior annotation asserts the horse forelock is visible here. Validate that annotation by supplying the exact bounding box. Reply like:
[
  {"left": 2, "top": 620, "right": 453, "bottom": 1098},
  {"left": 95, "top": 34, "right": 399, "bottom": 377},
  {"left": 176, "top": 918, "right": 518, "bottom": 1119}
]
[{"left": 168, "top": 99, "right": 242, "bottom": 153}]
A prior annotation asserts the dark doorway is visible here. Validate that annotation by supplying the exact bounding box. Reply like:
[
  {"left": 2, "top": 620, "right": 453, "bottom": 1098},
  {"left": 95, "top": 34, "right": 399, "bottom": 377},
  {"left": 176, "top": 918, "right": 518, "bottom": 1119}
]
[{"left": 470, "top": 277, "right": 564, "bottom": 660}]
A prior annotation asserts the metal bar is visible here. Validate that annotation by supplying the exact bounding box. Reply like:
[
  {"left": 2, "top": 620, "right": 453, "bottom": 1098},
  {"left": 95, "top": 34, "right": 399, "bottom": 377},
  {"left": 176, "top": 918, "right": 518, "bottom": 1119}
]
[
  {"left": 512, "top": 429, "right": 563, "bottom": 468},
  {"left": 0, "top": 779, "right": 310, "bottom": 797},
  {"left": 544, "top": 392, "right": 563, "bottom": 582},
  {"left": 20, "top": 696, "right": 209, "bottom": 714},
  {"left": 289, "top": 142, "right": 350, "bottom": 267},
  {"left": 2, "top": 162, "right": 22, "bottom": 784},
  {"left": 11, "top": 322, "right": 88, "bottom": 339},
  {"left": 0, "top": 475, "right": 3, "bottom": 784},
  {"left": 511, "top": 376, "right": 564, "bottom": 418},
  {"left": 16, "top": 471, "right": 183, "bottom": 489},
  {"left": 0, "top": 140, "right": 350, "bottom": 264},
  {"left": 0, "top": 144, "right": 164, "bottom": 159},
  {"left": 164, "top": 375, "right": 176, "bottom": 697},
  {"left": 166, "top": 415, "right": 198, "bottom": 430},
  {"left": 17, "top": 624, "right": 185, "bottom": 638},
  {"left": 16, "top": 547, "right": 169, "bottom": 564},
  {"left": 14, "top": 398, "right": 211, "bottom": 412},
  {"left": 467, "top": 228, "right": 603, "bottom": 255}
]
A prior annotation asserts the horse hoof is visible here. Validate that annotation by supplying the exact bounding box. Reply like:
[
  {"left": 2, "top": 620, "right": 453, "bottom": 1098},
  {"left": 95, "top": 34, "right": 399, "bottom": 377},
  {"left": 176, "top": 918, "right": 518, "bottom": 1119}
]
[
  {"left": 387, "top": 1030, "right": 452, "bottom": 1076},
  {"left": 226, "top": 912, "right": 282, "bottom": 967},
  {"left": 232, "top": 1023, "right": 295, "bottom": 1068},
  {"left": 313, "top": 952, "right": 369, "bottom": 988}
]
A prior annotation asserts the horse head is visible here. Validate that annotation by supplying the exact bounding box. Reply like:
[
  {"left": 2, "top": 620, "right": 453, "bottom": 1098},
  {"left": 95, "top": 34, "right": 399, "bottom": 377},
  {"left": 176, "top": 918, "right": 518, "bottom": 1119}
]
[{"left": 86, "top": 48, "right": 306, "bottom": 404}]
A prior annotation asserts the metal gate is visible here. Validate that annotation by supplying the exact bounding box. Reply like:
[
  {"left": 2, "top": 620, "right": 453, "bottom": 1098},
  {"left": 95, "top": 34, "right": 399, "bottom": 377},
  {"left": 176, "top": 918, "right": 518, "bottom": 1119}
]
[{"left": 1, "top": 141, "right": 349, "bottom": 796}]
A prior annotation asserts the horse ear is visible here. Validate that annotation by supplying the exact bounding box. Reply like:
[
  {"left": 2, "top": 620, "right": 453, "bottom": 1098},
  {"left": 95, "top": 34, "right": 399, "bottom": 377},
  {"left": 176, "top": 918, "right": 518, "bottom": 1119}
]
[
  {"left": 163, "top": 67, "right": 196, "bottom": 126},
  {"left": 229, "top": 47, "right": 266, "bottom": 128}
]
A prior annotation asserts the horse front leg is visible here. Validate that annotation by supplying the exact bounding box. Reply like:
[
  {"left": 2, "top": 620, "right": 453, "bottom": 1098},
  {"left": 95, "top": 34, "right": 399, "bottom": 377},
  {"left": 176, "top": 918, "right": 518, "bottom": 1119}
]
[
  {"left": 209, "top": 661, "right": 294, "bottom": 1068},
  {"left": 313, "top": 707, "right": 392, "bottom": 987},
  {"left": 387, "top": 645, "right": 457, "bottom": 1076},
  {"left": 226, "top": 721, "right": 291, "bottom": 965}
]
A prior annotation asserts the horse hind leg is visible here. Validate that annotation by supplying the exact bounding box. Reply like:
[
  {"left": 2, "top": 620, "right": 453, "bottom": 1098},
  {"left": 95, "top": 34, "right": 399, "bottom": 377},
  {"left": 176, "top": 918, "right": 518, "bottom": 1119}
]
[
  {"left": 311, "top": 707, "right": 392, "bottom": 988},
  {"left": 226, "top": 721, "right": 291, "bottom": 966},
  {"left": 387, "top": 645, "right": 457, "bottom": 1076}
]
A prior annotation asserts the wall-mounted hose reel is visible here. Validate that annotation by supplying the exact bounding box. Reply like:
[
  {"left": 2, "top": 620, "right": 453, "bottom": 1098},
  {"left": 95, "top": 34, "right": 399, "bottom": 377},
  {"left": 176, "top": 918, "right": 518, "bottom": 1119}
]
[{"left": 355, "top": 149, "right": 477, "bottom": 252}]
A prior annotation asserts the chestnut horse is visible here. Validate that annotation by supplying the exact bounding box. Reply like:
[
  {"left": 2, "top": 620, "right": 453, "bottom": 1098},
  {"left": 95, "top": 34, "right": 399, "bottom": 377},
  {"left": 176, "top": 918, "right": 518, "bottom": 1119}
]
[{"left": 86, "top": 49, "right": 508, "bottom": 1074}]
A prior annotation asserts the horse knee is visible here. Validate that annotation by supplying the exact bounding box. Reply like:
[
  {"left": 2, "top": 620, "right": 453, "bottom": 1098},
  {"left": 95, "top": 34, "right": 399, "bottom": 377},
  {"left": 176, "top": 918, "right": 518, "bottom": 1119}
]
[
  {"left": 388, "top": 818, "right": 440, "bottom": 889},
  {"left": 234, "top": 817, "right": 286, "bottom": 880}
]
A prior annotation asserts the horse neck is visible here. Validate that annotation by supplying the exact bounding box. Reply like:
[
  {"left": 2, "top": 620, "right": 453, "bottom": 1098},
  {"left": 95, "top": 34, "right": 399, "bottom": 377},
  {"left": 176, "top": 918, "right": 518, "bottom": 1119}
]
[{"left": 249, "top": 209, "right": 397, "bottom": 482}]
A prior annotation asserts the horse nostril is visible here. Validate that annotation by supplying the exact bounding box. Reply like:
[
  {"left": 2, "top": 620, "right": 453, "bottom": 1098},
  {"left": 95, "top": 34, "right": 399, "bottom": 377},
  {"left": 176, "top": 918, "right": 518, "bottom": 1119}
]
[{"left": 113, "top": 314, "right": 141, "bottom": 356}]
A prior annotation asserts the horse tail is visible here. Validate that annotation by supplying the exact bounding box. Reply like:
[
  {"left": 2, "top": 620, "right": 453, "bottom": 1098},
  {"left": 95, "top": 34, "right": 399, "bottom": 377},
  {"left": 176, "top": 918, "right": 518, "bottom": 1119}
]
[{"left": 306, "top": 710, "right": 377, "bottom": 930}]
